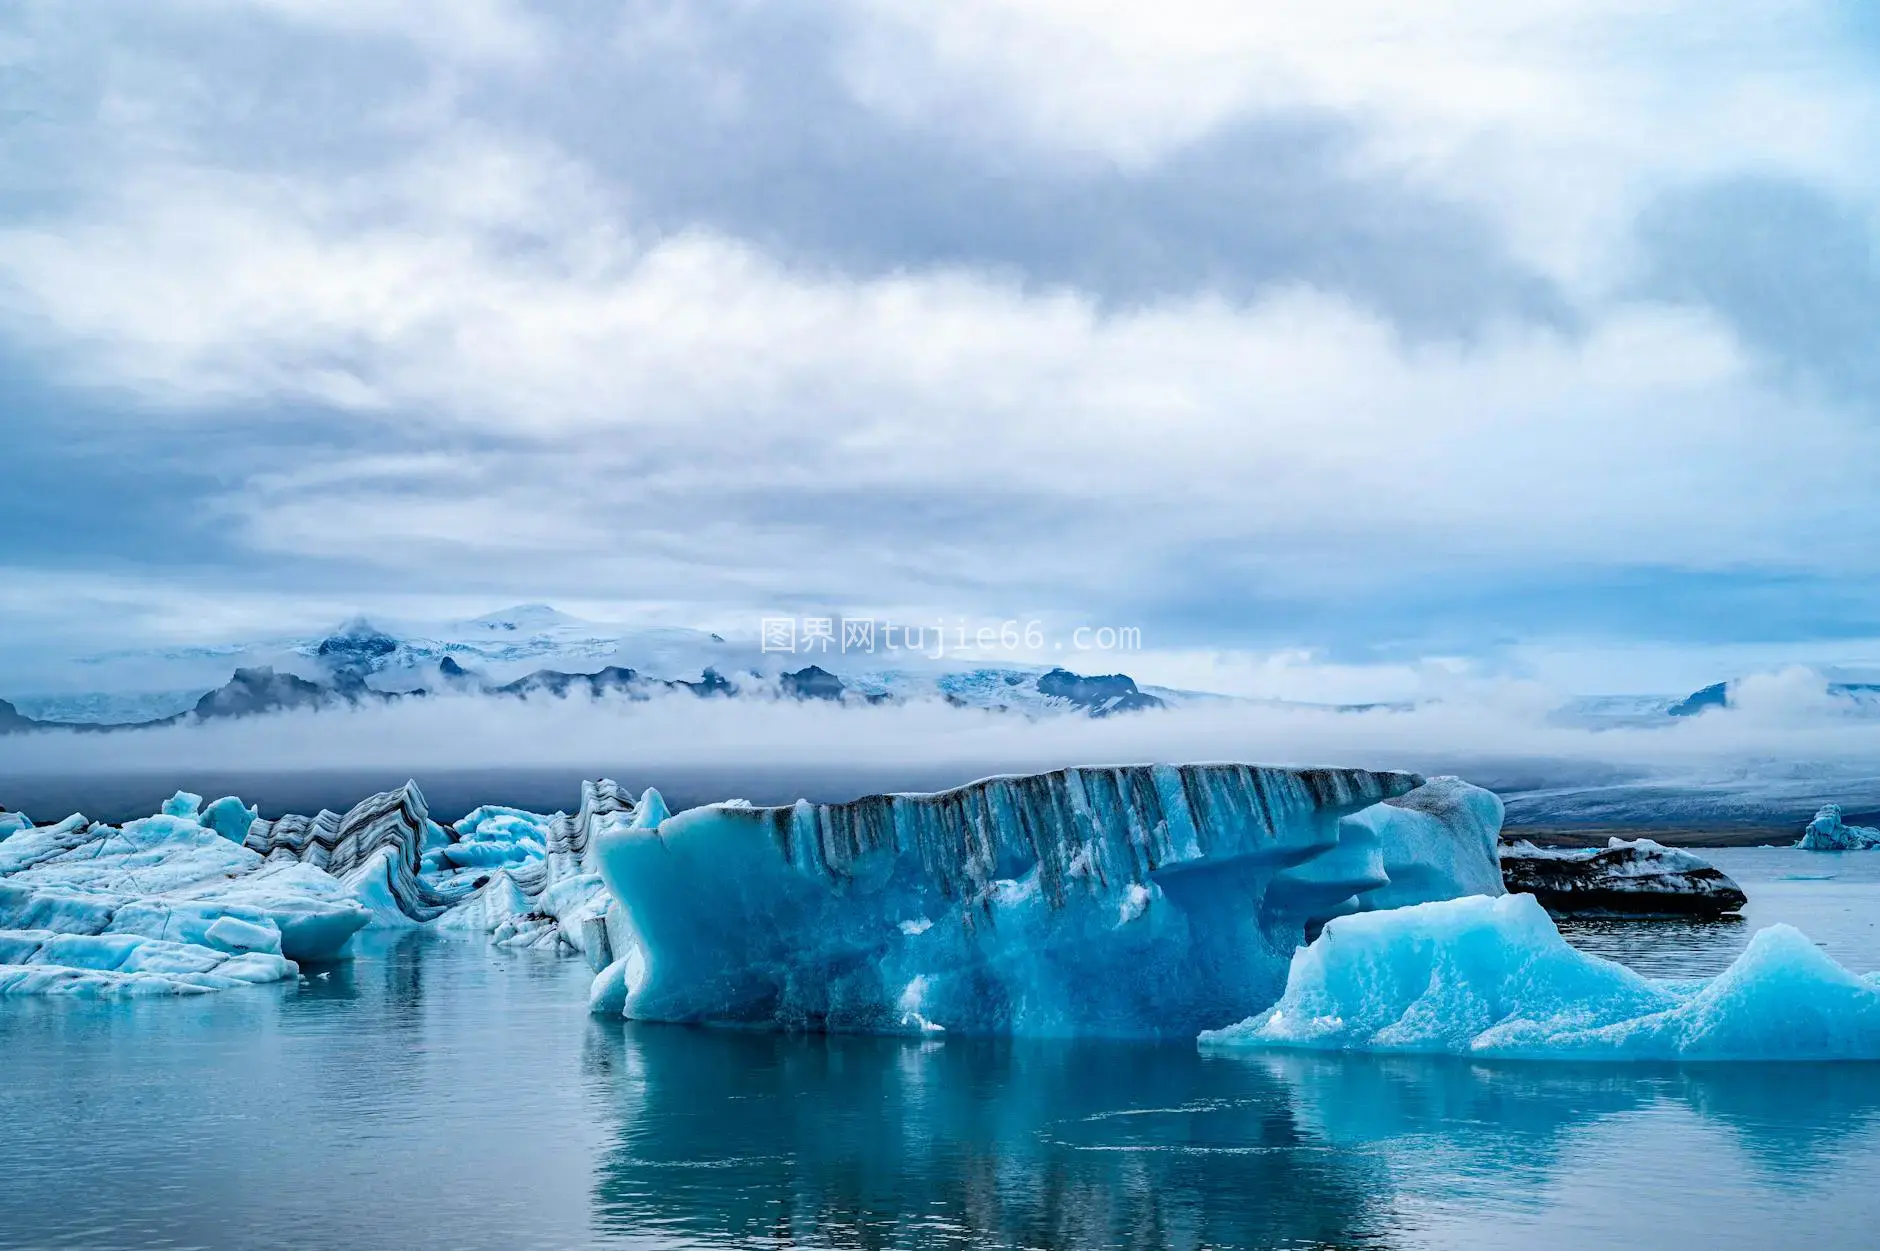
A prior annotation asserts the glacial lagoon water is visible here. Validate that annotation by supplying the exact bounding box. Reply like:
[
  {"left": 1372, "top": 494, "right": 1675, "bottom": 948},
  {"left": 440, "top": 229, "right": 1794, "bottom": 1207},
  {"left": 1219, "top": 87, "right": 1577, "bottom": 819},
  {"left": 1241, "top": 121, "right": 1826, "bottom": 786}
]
[{"left": 2, "top": 847, "right": 1878, "bottom": 1250}]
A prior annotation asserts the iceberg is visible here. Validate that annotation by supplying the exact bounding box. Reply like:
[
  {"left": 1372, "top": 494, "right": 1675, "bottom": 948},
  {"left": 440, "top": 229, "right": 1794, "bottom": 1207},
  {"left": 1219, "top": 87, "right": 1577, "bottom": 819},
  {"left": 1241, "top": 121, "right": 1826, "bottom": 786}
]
[
  {"left": 0, "top": 807, "right": 369, "bottom": 997},
  {"left": 591, "top": 765, "right": 1505, "bottom": 1037},
  {"left": 1797, "top": 804, "right": 1880, "bottom": 851},
  {"left": 428, "top": 780, "right": 660, "bottom": 970},
  {"left": 1200, "top": 893, "right": 1880, "bottom": 1061},
  {"left": 0, "top": 777, "right": 664, "bottom": 996},
  {"left": 1499, "top": 837, "right": 1747, "bottom": 915}
]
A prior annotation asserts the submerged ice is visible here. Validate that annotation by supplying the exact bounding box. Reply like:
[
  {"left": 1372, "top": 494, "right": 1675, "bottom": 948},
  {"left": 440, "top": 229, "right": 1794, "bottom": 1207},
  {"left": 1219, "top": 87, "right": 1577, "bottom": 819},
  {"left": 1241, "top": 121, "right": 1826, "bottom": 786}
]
[
  {"left": 590, "top": 766, "right": 1506, "bottom": 1038},
  {"left": 1200, "top": 893, "right": 1880, "bottom": 1061}
]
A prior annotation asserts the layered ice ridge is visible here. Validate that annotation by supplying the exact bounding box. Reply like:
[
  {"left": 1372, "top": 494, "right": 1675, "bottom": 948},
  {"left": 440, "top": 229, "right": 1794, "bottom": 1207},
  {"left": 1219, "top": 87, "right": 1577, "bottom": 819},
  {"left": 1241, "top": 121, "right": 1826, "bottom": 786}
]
[
  {"left": 1200, "top": 893, "right": 1880, "bottom": 1061},
  {"left": 245, "top": 782, "right": 469, "bottom": 924},
  {"left": 429, "top": 780, "right": 659, "bottom": 970},
  {"left": 592, "top": 765, "right": 1505, "bottom": 1037}
]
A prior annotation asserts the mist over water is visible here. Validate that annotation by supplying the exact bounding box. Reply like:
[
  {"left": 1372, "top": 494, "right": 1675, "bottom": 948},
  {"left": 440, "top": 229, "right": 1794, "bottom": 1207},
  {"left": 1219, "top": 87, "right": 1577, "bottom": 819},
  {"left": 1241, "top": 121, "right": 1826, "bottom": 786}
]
[{"left": 6, "top": 673, "right": 1880, "bottom": 826}]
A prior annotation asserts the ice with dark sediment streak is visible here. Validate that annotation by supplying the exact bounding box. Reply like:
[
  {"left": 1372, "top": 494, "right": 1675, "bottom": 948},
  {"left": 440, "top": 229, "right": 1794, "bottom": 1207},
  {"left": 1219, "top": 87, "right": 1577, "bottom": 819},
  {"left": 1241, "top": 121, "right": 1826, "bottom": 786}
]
[
  {"left": 0, "top": 777, "right": 661, "bottom": 996},
  {"left": 1201, "top": 893, "right": 1880, "bottom": 1061},
  {"left": 1500, "top": 837, "right": 1748, "bottom": 916},
  {"left": 592, "top": 764, "right": 1505, "bottom": 1038},
  {"left": 431, "top": 779, "right": 657, "bottom": 970}
]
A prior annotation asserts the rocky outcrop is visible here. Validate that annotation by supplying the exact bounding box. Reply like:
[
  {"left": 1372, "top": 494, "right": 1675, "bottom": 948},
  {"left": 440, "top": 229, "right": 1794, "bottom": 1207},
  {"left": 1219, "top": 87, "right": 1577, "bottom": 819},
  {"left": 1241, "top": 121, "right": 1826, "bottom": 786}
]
[
  {"left": 191, "top": 667, "right": 341, "bottom": 718},
  {"left": 0, "top": 699, "right": 39, "bottom": 735},
  {"left": 780, "top": 665, "right": 846, "bottom": 701},
  {"left": 1499, "top": 838, "right": 1747, "bottom": 916},
  {"left": 487, "top": 665, "right": 650, "bottom": 699},
  {"left": 1035, "top": 668, "right": 1164, "bottom": 715}
]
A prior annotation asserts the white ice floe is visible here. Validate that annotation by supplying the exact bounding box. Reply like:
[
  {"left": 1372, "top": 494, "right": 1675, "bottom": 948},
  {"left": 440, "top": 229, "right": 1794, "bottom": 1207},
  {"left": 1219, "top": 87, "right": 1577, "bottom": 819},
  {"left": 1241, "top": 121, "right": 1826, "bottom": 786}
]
[
  {"left": 0, "top": 808, "right": 365, "bottom": 997},
  {"left": 1200, "top": 892, "right": 1880, "bottom": 1061},
  {"left": 0, "top": 776, "right": 674, "bottom": 997}
]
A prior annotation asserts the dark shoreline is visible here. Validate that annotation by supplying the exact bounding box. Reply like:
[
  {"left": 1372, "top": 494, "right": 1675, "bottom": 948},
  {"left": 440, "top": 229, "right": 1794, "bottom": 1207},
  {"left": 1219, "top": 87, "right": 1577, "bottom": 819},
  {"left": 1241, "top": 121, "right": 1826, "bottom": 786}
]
[{"left": 1504, "top": 825, "right": 1797, "bottom": 848}]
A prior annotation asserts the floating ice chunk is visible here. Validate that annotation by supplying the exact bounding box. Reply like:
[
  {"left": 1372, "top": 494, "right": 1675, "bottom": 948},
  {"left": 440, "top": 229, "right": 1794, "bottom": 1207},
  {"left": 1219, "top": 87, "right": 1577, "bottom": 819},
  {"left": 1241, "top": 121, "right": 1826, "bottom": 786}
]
[
  {"left": 593, "top": 764, "right": 1496, "bottom": 1037},
  {"left": 1797, "top": 805, "right": 1880, "bottom": 851},
  {"left": 0, "top": 925, "right": 297, "bottom": 997},
  {"left": 0, "top": 815, "right": 95, "bottom": 876},
  {"left": 1, "top": 883, "right": 118, "bottom": 934},
  {"left": 1200, "top": 893, "right": 1880, "bottom": 1061},
  {"left": 162, "top": 791, "right": 204, "bottom": 820},
  {"left": 346, "top": 847, "right": 425, "bottom": 928},
  {"left": 1500, "top": 838, "right": 1746, "bottom": 915},
  {"left": 433, "top": 782, "right": 659, "bottom": 968},
  {"left": 176, "top": 863, "right": 371, "bottom": 960},
  {"left": 0, "top": 811, "right": 30, "bottom": 840},
  {"left": 0, "top": 800, "right": 368, "bottom": 991},
  {"left": 200, "top": 796, "right": 260, "bottom": 844},
  {"left": 589, "top": 954, "right": 633, "bottom": 1015}
]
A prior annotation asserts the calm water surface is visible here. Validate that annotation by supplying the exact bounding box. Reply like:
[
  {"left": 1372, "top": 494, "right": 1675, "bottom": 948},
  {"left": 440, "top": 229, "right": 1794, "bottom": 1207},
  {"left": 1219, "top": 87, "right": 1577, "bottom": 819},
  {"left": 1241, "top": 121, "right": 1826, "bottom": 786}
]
[{"left": 3, "top": 848, "right": 1878, "bottom": 1250}]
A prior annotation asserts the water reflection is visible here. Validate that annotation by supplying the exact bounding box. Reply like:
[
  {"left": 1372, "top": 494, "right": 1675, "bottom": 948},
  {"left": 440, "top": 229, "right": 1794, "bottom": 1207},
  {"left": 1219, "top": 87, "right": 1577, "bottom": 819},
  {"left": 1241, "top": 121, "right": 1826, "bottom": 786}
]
[
  {"left": 586, "top": 1023, "right": 1880, "bottom": 1250},
  {"left": 5, "top": 934, "right": 1880, "bottom": 1251}
]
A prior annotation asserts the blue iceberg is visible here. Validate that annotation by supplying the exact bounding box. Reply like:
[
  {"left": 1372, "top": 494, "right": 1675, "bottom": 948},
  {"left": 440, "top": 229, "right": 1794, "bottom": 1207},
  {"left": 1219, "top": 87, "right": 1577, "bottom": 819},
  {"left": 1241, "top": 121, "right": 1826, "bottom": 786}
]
[
  {"left": 1200, "top": 892, "right": 1880, "bottom": 1061},
  {"left": 591, "top": 765, "right": 1505, "bottom": 1038},
  {"left": 1797, "top": 804, "right": 1880, "bottom": 851},
  {"left": 0, "top": 777, "right": 667, "bottom": 996},
  {"left": 0, "top": 809, "right": 366, "bottom": 996}
]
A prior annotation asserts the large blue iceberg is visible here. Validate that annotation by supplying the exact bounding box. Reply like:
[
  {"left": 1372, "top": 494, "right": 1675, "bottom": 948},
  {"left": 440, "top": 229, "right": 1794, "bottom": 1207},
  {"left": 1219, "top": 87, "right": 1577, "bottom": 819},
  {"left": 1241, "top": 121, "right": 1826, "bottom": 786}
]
[
  {"left": 591, "top": 766, "right": 1505, "bottom": 1037},
  {"left": 1200, "top": 892, "right": 1880, "bottom": 1061}
]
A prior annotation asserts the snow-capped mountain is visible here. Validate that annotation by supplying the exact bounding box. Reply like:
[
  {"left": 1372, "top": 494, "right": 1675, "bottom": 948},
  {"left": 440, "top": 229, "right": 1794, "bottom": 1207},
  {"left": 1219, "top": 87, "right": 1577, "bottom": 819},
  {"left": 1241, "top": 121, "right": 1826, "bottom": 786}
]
[{"left": 0, "top": 605, "right": 1187, "bottom": 729}]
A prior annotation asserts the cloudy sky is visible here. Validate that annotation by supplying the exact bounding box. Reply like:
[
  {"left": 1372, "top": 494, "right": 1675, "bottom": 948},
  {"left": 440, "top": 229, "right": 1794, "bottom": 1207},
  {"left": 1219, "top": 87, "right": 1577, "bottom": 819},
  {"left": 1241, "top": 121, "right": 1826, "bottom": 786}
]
[{"left": 4, "top": 1, "right": 1879, "bottom": 697}]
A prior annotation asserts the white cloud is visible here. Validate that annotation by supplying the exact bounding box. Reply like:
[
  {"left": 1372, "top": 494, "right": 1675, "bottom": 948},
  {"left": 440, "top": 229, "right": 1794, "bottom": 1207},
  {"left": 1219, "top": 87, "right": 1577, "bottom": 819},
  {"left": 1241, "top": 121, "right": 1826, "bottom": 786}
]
[
  {"left": 838, "top": 1, "right": 1880, "bottom": 289},
  {"left": 5, "top": 1, "right": 1878, "bottom": 684},
  {"left": 6, "top": 679, "right": 1880, "bottom": 802},
  {"left": 4, "top": 137, "right": 1874, "bottom": 597},
  {"left": 198, "top": 0, "right": 548, "bottom": 65}
]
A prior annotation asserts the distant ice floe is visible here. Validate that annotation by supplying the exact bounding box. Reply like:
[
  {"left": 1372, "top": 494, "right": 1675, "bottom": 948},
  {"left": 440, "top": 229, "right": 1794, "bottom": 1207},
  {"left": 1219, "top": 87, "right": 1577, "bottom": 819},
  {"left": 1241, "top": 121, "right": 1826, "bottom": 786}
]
[
  {"left": 1797, "top": 805, "right": 1880, "bottom": 851},
  {"left": 1200, "top": 893, "right": 1880, "bottom": 1061}
]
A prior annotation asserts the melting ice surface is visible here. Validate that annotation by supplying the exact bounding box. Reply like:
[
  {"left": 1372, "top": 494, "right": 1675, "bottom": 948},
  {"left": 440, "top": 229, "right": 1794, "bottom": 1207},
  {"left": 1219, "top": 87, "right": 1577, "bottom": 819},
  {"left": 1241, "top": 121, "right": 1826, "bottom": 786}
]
[{"left": 1202, "top": 892, "right": 1880, "bottom": 1061}]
